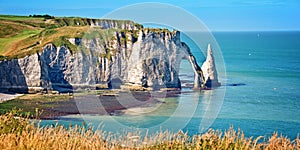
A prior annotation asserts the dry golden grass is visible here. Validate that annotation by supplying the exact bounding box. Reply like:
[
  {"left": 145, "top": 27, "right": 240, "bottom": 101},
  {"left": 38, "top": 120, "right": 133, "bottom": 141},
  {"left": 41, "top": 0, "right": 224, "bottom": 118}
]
[
  {"left": 3, "top": 26, "right": 89, "bottom": 58},
  {"left": 0, "top": 15, "right": 91, "bottom": 58},
  {"left": 0, "top": 20, "right": 41, "bottom": 55},
  {"left": 0, "top": 111, "right": 299, "bottom": 150},
  {"left": 0, "top": 20, "right": 36, "bottom": 38},
  {"left": 0, "top": 15, "right": 142, "bottom": 59}
]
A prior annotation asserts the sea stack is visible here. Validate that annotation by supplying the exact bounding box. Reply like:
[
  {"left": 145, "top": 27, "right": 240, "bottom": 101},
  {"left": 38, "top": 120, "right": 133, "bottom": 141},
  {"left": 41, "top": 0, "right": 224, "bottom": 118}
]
[{"left": 201, "top": 44, "right": 221, "bottom": 88}]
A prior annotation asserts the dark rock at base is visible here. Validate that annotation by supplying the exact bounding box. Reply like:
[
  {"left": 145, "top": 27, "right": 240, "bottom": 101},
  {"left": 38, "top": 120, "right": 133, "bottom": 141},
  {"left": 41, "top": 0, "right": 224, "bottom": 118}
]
[{"left": 226, "top": 83, "right": 246, "bottom": 86}]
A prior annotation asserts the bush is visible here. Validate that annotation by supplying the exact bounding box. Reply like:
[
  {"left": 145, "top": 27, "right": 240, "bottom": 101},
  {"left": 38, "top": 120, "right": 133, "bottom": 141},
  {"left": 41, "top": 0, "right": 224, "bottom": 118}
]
[
  {"left": 29, "top": 14, "right": 54, "bottom": 19},
  {"left": 0, "top": 109, "right": 30, "bottom": 134}
]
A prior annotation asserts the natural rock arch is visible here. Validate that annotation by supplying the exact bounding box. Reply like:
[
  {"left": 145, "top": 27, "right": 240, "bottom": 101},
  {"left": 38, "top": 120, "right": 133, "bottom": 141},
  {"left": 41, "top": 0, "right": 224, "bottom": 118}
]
[{"left": 181, "top": 43, "right": 220, "bottom": 89}]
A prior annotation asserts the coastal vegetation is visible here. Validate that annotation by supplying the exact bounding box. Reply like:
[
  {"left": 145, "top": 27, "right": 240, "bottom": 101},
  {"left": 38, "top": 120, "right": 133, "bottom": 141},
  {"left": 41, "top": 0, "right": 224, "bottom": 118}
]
[
  {"left": 0, "top": 14, "right": 176, "bottom": 62},
  {"left": 0, "top": 110, "right": 299, "bottom": 149},
  {"left": 0, "top": 14, "right": 88, "bottom": 59},
  {"left": 0, "top": 14, "right": 142, "bottom": 60},
  {"left": 0, "top": 90, "right": 155, "bottom": 119},
  {"left": 0, "top": 94, "right": 73, "bottom": 118}
]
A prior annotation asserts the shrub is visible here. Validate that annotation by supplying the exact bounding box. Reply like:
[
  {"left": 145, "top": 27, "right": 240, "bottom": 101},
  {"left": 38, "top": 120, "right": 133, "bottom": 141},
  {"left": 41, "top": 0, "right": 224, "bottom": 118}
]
[
  {"left": 0, "top": 109, "right": 30, "bottom": 134},
  {"left": 29, "top": 14, "right": 54, "bottom": 19}
]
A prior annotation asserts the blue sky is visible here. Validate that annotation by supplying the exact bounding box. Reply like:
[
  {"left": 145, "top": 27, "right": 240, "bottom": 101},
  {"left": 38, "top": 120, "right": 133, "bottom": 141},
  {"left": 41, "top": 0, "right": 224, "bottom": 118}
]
[{"left": 0, "top": 0, "right": 299, "bottom": 31}]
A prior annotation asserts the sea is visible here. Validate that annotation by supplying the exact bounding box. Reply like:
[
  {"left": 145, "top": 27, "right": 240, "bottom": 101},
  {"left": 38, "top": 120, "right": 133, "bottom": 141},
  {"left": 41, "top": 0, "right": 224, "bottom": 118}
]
[{"left": 41, "top": 31, "right": 300, "bottom": 139}]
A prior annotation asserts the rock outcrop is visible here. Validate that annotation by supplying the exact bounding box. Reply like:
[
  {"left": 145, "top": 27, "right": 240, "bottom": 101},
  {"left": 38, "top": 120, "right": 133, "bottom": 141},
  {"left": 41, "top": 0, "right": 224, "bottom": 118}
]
[
  {"left": 54, "top": 18, "right": 141, "bottom": 30},
  {"left": 201, "top": 44, "right": 221, "bottom": 88},
  {"left": 181, "top": 42, "right": 205, "bottom": 89},
  {"left": 0, "top": 20, "right": 220, "bottom": 93}
]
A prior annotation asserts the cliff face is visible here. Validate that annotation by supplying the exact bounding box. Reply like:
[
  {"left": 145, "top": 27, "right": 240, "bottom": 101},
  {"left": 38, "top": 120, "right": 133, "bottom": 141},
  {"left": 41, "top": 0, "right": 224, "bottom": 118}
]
[
  {"left": 0, "top": 29, "right": 198, "bottom": 92},
  {"left": 89, "top": 19, "right": 140, "bottom": 30},
  {"left": 126, "top": 30, "right": 183, "bottom": 89},
  {"left": 0, "top": 20, "right": 218, "bottom": 93},
  {"left": 54, "top": 18, "right": 141, "bottom": 30}
]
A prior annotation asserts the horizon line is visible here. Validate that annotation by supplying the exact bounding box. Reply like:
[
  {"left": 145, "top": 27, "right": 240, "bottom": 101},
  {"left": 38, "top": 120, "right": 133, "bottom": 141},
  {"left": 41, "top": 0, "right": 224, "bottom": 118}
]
[{"left": 1, "top": 13, "right": 299, "bottom": 32}]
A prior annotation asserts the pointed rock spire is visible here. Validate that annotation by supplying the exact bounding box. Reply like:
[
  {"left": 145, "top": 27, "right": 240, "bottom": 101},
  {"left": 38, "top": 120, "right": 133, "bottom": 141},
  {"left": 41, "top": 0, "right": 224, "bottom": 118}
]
[{"left": 201, "top": 44, "right": 221, "bottom": 88}]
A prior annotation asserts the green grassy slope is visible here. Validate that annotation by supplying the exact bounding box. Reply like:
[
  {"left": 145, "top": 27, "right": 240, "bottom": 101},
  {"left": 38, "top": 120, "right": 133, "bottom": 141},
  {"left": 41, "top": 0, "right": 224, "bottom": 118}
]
[
  {"left": 0, "top": 14, "right": 142, "bottom": 60},
  {"left": 0, "top": 15, "right": 89, "bottom": 59},
  {"left": 0, "top": 15, "right": 45, "bottom": 21}
]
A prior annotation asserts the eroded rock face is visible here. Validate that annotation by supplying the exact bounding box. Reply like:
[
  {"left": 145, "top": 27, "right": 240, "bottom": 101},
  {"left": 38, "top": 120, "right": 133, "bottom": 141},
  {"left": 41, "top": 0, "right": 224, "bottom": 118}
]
[
  {"left": 0, "top": 22, "right": 215, "bottom": 92},
  {"left": 91, "top": 20, "right": 139, "bottom": 30},
  {"left": 126, "top": 30, "right": 183, "bottom": 89},
  {"left": 201, "top": 44, "right": 221, "bottom": 87},
  {"left": 0, "top": 30, "right": 197, "bottom": 92},
  {"left": 181, "top": 42, "right": 205, "bottom": 89}
]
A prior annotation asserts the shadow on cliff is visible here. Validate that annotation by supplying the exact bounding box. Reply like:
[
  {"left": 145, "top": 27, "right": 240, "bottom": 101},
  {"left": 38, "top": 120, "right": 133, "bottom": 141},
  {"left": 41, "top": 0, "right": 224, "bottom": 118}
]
[
  {"left": 39, "top": 51, "right": 73, "bottom": 93},
  {"left": 0, "top": 60, "right": 28, "bottom": 93}
]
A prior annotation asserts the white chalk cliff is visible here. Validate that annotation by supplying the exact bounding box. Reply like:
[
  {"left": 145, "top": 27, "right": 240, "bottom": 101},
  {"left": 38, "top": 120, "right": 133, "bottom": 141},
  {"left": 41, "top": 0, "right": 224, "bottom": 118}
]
[{"left": 0, "top": 20, "right": 220, "bottom": 93}]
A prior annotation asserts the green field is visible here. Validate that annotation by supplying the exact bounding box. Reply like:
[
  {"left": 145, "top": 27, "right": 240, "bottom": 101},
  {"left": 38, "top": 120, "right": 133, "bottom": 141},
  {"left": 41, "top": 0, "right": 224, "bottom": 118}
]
[
  {"left": 0, "top": 30, "right": 41, "bottom": 54},
  {"left": 0, "top": 94, "right": 72, "bottom": 117},
  {"left": 0, "top": 14, "right": 143, "bottom": 59},
  {"left": 0, "top": 15, "right": 44, "bottom": 21},
  {"left": 0, "top": 15, "right": 90, "bottom": 58}
]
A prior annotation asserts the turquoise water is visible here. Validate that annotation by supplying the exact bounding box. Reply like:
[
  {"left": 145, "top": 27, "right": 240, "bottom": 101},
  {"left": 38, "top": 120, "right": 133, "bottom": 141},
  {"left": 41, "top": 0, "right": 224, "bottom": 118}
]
[
  {"left": 41, "top": 31, "right": 300, "bottom": 139},
  {"left": 187, "top": 31, "right": 300, "bottom": 138}
]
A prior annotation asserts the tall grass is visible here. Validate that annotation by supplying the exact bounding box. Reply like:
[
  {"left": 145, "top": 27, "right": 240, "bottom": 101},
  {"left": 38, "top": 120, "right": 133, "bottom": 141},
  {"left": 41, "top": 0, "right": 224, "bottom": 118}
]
[{"left": 0, "top": 111, "right": 299, "bottom": 149}]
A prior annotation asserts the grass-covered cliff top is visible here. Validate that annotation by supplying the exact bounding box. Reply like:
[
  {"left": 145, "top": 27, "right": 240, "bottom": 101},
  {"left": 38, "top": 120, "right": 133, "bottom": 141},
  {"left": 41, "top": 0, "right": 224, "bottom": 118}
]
[{"left": 0, "top": 14, "right": 143, "bottom": 60}]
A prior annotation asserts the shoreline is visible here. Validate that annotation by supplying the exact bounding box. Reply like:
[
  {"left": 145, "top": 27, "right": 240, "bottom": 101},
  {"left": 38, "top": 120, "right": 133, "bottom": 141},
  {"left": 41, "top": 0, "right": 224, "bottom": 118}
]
[
  {"left": 0, "top": 90, "right": 189, "bottom": 120},
  {"left": 0, "top": 92, "right": 23, "bottom": 103},
  {"left": 42, "top": 90, "right": 184, "bottom": 120}
]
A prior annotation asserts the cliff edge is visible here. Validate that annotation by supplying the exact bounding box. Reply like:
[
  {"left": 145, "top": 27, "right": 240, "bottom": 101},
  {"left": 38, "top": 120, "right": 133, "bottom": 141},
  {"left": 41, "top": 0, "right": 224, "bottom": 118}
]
[{"left": 0, "top": 15, "right": 220, "bottom": 93}]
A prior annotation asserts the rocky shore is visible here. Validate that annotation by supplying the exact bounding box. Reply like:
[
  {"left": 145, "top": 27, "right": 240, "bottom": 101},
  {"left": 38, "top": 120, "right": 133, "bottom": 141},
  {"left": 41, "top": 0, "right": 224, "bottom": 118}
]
[{"left": 0, "top": 90, "right": 186, "bottom": 119}]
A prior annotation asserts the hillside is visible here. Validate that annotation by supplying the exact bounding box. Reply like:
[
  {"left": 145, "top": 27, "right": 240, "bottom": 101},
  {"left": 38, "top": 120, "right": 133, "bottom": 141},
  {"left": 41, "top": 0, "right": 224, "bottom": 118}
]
[{"left": 0, "top": 14, "right": 142, "bottom": 60}]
